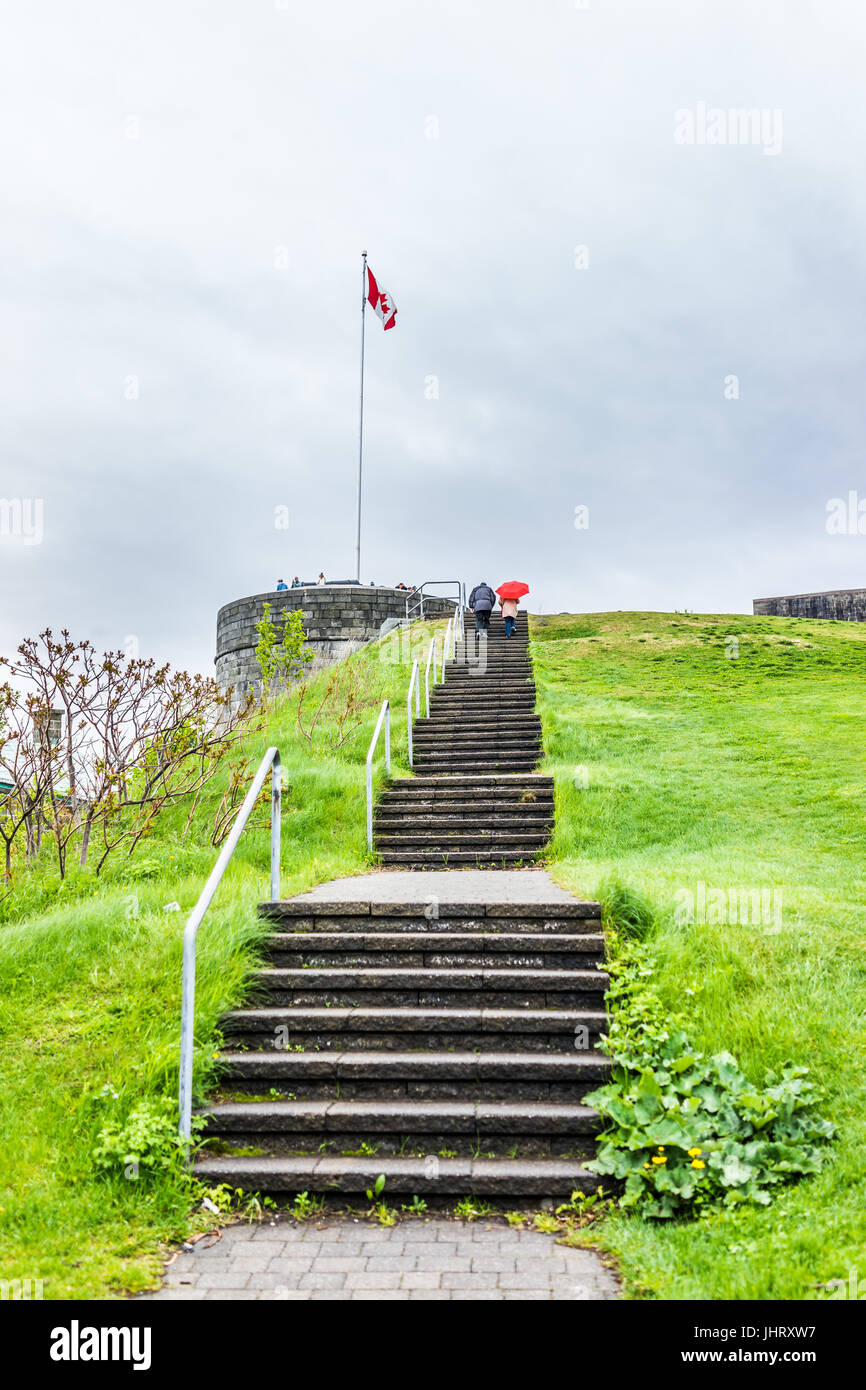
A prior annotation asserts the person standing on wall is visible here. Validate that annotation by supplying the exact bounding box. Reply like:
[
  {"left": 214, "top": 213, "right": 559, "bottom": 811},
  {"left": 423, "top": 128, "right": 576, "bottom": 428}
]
[{"left": 468, "top": 581, "right": 496, "bottom": 634}]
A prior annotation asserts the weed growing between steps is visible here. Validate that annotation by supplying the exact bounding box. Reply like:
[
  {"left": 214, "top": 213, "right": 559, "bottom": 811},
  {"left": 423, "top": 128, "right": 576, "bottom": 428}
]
[
  {"left": 586, "top": 889, "right": 834, "bottom": 1218},
  {"left": 531, "top": 610, "right": 866, "bottom": 1299}
]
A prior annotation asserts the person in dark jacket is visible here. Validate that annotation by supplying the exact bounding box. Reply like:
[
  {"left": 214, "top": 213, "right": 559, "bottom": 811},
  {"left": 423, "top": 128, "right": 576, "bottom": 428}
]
[{"left": 468, "top": 581, "right": 496, "bottom": 633}]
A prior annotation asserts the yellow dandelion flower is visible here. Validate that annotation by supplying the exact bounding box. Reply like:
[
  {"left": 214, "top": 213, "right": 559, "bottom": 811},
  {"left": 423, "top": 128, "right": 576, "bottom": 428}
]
[
  {"left": 687, "top": 1147, "right": 703, "bottom": 1157},
  {"left": 691, "top": 1159, "right": 706, "bottom": 1169},
  {"left": 651, "top": 1155, "right": 667, "bottom": 1165}
]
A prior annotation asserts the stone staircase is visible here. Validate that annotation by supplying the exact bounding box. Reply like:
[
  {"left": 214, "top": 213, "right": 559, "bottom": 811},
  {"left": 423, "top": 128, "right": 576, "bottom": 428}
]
[
  {"left": 193, "top": 607, "right": 612, "bottom": 1201},
  {"left": 375, "top": 612, "right": 553, "bottom": 868},
  {"left": 195, "top": 893, "right": 610, "bottom": 1200}
]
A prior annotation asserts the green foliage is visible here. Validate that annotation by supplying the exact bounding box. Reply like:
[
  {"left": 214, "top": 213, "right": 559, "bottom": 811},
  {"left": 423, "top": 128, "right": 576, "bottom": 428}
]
[
  {"left": 585, "top": 937, "right": 835, "bottom": 1219},
  {"left": 600, "top": 876, "right": 657, "bottom": 942},
  {"left": 91, "top": 1095, "right": 196, "bottom": 1180},
  {"left": 255, "top": 603, "right": 312, "bottom": 696},
  {"left": 290, "top": 1190, "right": 324, "bottom": 1220},
  {"left": 0, "top": 618, "right": 448, "bottom": 1298}
]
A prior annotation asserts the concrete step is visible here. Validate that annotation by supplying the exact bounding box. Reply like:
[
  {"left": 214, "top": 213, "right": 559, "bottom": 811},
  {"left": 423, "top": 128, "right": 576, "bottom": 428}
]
[
  {"left": 216, "top": 1048, "right": 609, "bottom": 1101},
  {"left": 258, "top": 898, "right": 598, "bottom": 921},
  {"left": 374, "top": 833, "right": 549, "bottom": 850},
  {"left": 200, "top": 1099, "right": 601, "bottom": 1152},
  {"left": 193, "top": 1153, "right": 602, "bottom": 1197},
  {"left": 379, "top": 807, "right": 551, "bottom": 818},
  {"left": 385, "top": 774, "right": 553, "bottom": 787},
  {"left": 375, "top": 850, "right": 544, "bottom": 861},
  {"left": 264, "top": 932, "right": 603, "bottom": 968},
  {"left": 257, "top": 908, "right": 601, "bottom": 934},
  {"left": 408, "top": 771, "right": 543, "bottom": 779},
  {"left": 222, "top": 1005, "right": 608, "bottom": 1053},
  {"left": 373, "top": 816, "right": 553, "bottom": 832},
  {"left": 250, "top": 965, "right": 607, "bottom": 1008}
]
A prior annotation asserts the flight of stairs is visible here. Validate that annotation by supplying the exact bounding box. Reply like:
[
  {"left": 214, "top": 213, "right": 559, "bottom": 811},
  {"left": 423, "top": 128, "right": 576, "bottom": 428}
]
[
  {"left": 192, "top": 607, "right": 612, "bottom": 1201},
  {"left": 375, "top": 612, "right": 553, "bottom": 867},
  {"left": 194, "top": 896, "right": 610, "bottom": 1200}
]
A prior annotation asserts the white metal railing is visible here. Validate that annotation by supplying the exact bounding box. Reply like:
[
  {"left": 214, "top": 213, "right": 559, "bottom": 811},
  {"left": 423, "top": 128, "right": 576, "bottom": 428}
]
[
  {"left": 407, "top": 659, "right": 420, "bottom": 767},
  {"left": 424, "top": 636, "right": 437, "bottom": 716},
  {"left": 366, "top": 699, "right": 391, "bottom": 848},
  {"left": 405, "top": 579, "right": 462, "bottom": 623},
  {"left": 178, "top": 746, "right": 281, "bottom": 1143}
]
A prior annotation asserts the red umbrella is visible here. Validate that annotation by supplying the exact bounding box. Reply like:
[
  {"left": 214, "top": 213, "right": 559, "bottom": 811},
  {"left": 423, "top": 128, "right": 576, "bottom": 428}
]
[{"left": 496, "top": 581, "right": 530, "bottom": 600}]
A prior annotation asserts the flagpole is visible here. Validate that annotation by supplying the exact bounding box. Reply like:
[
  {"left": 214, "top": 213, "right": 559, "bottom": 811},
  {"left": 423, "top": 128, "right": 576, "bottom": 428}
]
[{"left": 355, "top": 250, "right": 367, "bottom": 584}]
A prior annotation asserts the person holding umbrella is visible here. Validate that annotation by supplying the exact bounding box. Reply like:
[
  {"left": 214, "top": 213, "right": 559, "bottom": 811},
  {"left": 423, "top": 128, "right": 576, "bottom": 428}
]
[{"left": 496, "top": 581, "right": 530, "bottom": 637}]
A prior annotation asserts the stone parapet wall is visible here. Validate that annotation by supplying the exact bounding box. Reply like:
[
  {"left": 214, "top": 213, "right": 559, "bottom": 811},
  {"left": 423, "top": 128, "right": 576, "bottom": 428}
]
[
  {"left": 216, "top": 586, "right": 457, "bottom": 704},
  {"left": 753, "top": 588, "right": 866, "bottom": 621}
]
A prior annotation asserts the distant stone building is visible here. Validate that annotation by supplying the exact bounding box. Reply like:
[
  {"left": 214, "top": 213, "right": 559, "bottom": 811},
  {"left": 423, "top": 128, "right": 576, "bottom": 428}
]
[
  {"left": 216, "top": 584, "right": 456, "bottom": 706},
  {"left": 753, "top": 588, "right": 866, "bottom": 621}
]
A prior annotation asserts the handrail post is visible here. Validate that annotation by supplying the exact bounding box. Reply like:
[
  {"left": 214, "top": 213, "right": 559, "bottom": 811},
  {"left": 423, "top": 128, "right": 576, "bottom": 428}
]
[
  {"left": 178, "top": 745, "right": 282, "bottom": 1143},
  {"left": 407, "top": 659, "right": 419, "bottom": 767},
  {"left": 270, "top": 753, "right": 281, "bottom": 901},
  {"left": 424, "top": 637, "right": 435, "bottom": 717},
  {"left": 366, "top": 699, "right": 391, "bottom": 849}
]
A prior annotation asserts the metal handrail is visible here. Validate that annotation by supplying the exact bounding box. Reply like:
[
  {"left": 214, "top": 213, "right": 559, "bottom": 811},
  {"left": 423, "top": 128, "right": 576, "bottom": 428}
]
[
  {"left": 366, "top": 699, "right": 391, "bottom": 848},
  {"left": 178, "top": 745, "right": 281, "bottom": 1142},
  {"left": 405, "top": 580, "right": 462, "bottom": 623},
  {"left": 424, "top": 636, "right": 437, "bottom": 716},
  {"left": 407, "top": 659, "right": 420, "bottom": 767},
  {"left": 443, "top": 616, "right": 453, "bottom": 668}
]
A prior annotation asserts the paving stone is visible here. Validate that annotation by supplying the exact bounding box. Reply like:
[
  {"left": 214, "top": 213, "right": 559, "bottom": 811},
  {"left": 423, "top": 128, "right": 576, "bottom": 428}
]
[
  {"left": 229, "top": 1240, "right": 287, "bottom": 1258},
  {"left": 441, "top": 1271, "right": 500, "bottom": 1290},
  {"left": 414, "top": 1256, "right": 472, "bottom": 1273},
  {"left": 314, "top": 1257, "right": 367, "bottom": 1274},
  {"left": 399, "top": 1272, "right": 442, "bottom": 1289},
  {"left": 344, "top": 1271, "right": 402, "bottom": 1290},
  {"left": 351, "top": 1290, "right": 410, "bottom": 1300},
  {"left": 197, "top": 1272, "right": 251, "bottom": 1290},
  {"left": 498, "top": 1272, "right": 556, "bottom": 1290},
  {"left": 265, "top": 1257, "right": 315, "bottom": 1274},
  {"left": 204, "top": 1289, "right": 261, "bottom": 1300},
  {"left": 365, "top": 1256, "right": 418, "bottom": 1272},
  {"left": 297, "top": 1272, "right": 347, "bottom": 1290}
]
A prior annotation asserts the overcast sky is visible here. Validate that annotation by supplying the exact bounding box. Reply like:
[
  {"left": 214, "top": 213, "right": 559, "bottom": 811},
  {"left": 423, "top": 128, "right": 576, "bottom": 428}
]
[{"left": 2, "top": 0, "right": 865, "bottom": 675}]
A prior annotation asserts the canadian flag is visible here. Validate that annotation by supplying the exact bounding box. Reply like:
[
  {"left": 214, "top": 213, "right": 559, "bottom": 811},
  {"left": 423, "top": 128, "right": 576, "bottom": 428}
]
[{"left": 366, "top": 264, "right": 397, "bottom": 331}]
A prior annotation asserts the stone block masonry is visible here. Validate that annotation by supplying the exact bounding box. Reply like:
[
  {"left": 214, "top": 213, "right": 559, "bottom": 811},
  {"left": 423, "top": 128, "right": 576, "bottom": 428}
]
[
  {"left": 215, "top": 585, "right": 456, "bottom": 706},
  {"left": 753, "top": 588, "right": 866, "bottom": 621}
]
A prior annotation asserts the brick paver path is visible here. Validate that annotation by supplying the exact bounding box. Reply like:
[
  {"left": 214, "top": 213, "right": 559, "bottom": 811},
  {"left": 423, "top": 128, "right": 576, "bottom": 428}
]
[{"left": 140, "top": 1216, "right": 619, "bottom": 1301}]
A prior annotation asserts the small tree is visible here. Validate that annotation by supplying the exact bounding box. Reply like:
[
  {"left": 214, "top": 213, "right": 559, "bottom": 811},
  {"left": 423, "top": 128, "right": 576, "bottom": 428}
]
[{"left": 255, "top": 603, "right": 312, "bottom": 701}]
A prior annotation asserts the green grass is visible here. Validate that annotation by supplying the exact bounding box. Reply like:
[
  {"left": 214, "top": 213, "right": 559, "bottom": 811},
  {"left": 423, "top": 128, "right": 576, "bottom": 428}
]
[
  {"left": 530, "top": 610, "right": 866, "bottom": 1300},
  {"left": 0, "top": 619, "right": 445, "bottom": 1298}
]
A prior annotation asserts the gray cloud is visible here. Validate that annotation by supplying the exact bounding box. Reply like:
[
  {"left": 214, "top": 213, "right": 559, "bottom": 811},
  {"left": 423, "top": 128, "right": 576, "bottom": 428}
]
[{"left": 2, "top": 0, "right": 865, "bottom": 673}]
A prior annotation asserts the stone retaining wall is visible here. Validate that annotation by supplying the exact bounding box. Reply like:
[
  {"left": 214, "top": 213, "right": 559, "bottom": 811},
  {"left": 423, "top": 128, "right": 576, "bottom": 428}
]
[
  {"left": 753, "top": 588, "right": 866, "bottom": 621},
  {"left": 216, "top": 586, "right": 456, "bottom": 704}
]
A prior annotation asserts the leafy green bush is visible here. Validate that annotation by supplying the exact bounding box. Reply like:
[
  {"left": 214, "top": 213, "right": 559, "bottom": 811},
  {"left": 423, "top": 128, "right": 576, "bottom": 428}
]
[
  {"left": 92, "top": 1095, "right": 196, "bottom": 1181},
  {"left": 586, "top": 939, "right": 835, "bottom": 1218}
]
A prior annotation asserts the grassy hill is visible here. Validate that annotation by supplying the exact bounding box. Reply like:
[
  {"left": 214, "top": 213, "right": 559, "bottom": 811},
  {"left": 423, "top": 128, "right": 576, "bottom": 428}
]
[
  {"left": 2, "top": 609, "right": 863, "bottom": 1301},
  {"left": 530, "top": 610, "right": 866, "bottom": 1299},
  {"left": 0, "top": 619, "right": 445, "bottom": 1298}
]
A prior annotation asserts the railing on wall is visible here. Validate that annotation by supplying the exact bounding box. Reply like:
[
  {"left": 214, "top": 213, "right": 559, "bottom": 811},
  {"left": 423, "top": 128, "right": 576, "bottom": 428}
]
[
  {"left": 405, "top": 580, "right": 462, "bottom": 625},
  {"left": 178, "top": 746, "right": 282, "bottom": 1142}
]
